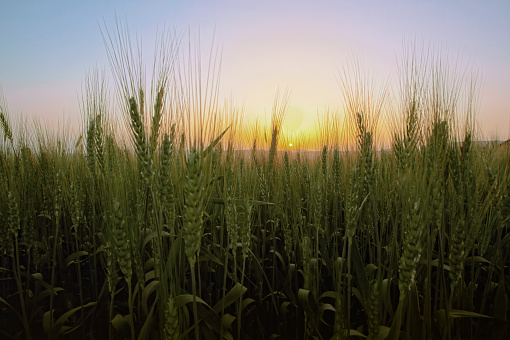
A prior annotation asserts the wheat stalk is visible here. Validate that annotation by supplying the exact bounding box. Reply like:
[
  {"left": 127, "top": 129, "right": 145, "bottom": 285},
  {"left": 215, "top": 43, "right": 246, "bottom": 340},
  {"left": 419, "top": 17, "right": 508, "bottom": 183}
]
[
  {"left": 183, "top": 149, "right": 205, "bottom": 266},
  {"left": 398, "top": 199, "right": 424, "bottom": 299},
  {"left": 163, "top": 295, "right": 180, "bottom": 340},
  {"left": 129, "top": 96, "right": 153, "bottom": 185},
  {"left": 183, "top": 148, "right": 206, "bottom": 340},
  {"left": 367, "top": 279, "right": 381, "bottom": 339}
]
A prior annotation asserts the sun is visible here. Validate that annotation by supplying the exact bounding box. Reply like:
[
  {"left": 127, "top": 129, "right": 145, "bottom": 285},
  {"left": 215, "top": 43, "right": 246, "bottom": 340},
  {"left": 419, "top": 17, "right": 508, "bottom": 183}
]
[{"left": 289, "top": 143, "right": 293, "bottom": 147}]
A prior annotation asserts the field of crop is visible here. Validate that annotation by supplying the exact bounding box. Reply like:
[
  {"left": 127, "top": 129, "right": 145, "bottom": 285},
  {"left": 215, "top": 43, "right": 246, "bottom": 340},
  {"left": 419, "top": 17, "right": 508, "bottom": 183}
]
[{"left": 1, "top": 30, "right": 509, "bottom": 340}]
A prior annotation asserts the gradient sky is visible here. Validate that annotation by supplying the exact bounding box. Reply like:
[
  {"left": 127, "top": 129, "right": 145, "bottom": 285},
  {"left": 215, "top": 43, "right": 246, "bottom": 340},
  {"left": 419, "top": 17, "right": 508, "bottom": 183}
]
[{"left": 1, "top": 0, "right": 509, "bottom": 142}]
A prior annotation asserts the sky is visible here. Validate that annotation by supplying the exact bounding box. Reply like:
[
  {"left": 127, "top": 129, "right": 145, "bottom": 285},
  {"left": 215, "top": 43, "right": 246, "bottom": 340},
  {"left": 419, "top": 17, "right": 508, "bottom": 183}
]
[{"left": 1, "top": 0, "right": 509, "bottom": 145}]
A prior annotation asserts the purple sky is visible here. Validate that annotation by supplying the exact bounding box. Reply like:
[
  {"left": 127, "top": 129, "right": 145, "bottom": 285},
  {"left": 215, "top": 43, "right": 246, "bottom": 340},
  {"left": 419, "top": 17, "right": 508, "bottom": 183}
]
[{"left": 1, "top": 0, "right": 509, "bottom": 142}]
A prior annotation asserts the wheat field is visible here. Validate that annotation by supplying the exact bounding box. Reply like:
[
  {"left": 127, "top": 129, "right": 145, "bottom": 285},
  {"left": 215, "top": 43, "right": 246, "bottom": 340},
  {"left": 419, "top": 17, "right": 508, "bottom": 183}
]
[{"left": 0, "top": 27, "right": 509, "bottom": 340}]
